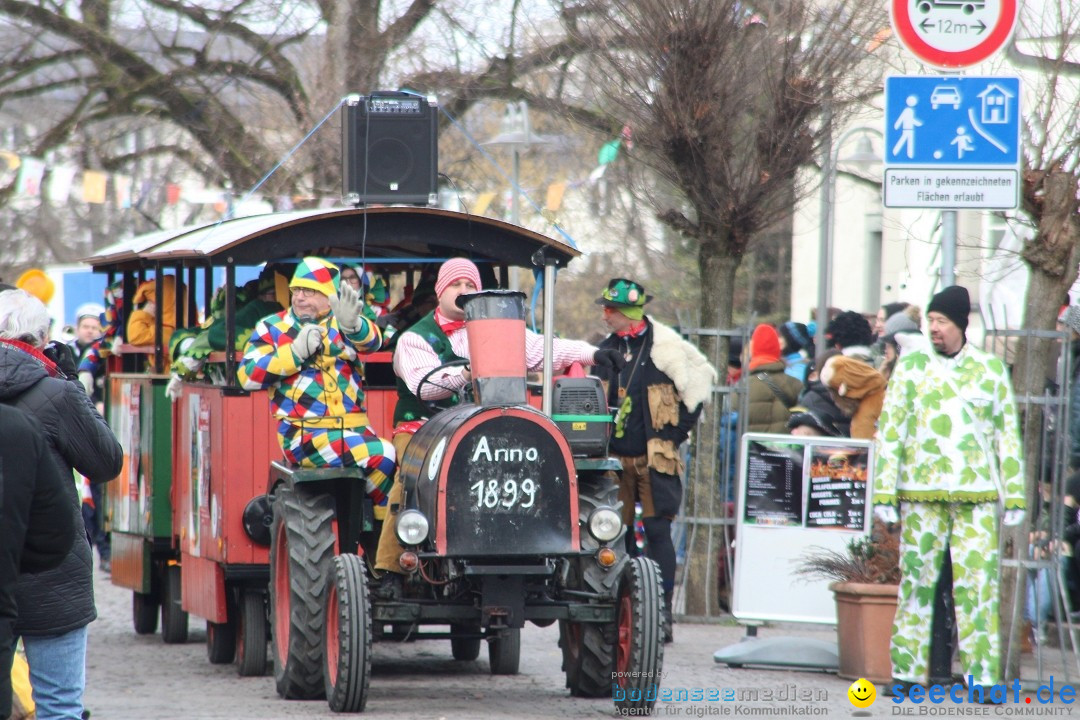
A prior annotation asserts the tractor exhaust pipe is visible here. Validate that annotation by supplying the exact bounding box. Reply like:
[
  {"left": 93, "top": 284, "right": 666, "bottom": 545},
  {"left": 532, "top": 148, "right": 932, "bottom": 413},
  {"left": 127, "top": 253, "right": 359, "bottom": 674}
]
[{"left": 459, "top": 290, "right": 528, "bottom": 406}]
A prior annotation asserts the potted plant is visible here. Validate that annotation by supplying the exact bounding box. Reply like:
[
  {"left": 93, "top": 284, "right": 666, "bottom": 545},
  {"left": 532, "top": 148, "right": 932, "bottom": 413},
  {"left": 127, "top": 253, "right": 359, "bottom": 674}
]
[{"left": 796, "top": 521, "right": 901, "bottom": 684}]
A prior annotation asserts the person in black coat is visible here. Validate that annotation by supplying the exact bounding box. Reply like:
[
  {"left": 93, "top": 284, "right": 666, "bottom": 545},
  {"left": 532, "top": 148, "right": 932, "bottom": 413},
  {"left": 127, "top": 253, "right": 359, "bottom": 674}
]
[
  {"left": 0, "top": 405, "right": 77, "bottom": 720},
  {"left": 0, "top": 289, "right": 123, "bottom": 720},
  {"left": 593, "top": 279, "right": 717, "bottom": 643}
]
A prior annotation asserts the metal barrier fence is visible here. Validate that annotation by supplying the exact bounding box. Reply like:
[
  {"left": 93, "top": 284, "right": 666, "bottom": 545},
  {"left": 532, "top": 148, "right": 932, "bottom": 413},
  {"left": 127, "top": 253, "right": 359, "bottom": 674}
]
[
  {"left": 671, "top": 323, "right": 748, "bottom": 619},
  {"left": 983, "top": 307, "right": 1078, "bottom": 683}
]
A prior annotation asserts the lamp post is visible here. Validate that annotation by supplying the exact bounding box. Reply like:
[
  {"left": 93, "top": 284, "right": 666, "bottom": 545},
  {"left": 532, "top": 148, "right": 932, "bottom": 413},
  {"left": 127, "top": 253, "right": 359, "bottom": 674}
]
[
  {"left": 484, "top": 101, "right": 550, "bottom": 291},
  {"left": 815, "top": 126, "right": 884, "bottom": 341}
]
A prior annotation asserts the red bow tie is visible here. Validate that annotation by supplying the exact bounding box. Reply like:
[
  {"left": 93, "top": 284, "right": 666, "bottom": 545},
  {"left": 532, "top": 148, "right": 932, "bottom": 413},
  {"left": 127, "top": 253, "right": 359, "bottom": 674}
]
[
  {"left": 435, "top": 310, "right": 466, "bottom": 335},
  {"left": 616, "top": 320, "right": 648, "bottom": 338}
]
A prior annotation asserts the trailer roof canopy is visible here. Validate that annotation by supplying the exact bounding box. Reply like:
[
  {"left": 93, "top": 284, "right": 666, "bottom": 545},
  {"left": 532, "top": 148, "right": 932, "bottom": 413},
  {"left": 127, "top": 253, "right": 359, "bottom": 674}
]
[{"left": 84, "top": 207, "right": 580, "bottom": 271}]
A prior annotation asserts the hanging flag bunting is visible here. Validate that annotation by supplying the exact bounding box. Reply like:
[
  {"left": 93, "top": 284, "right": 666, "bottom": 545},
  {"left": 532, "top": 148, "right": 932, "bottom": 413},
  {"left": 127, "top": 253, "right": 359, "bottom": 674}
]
[
  {"left": 45, "top": 165, "right": 77, "bottom": 204},
  {"left": 113, "top": 173, "right": 132, "bottom": 208},
  {"left": 545, "top": 182, "right": 567, "bottom": 212},
  {"left": 14, "top": 157, "right": 45, "bottom": 197},
  {"left": 597, "top": 139, "right": 621, "bottom": 166},
  {"left": 83, "top": 170, "right": 107, "bottom": 203},
  {"left": 0, "top": 151, "right": 19, "bottom": 185},
  {"left": 472, "top": 191, "right": 496, "bottom": 216}
]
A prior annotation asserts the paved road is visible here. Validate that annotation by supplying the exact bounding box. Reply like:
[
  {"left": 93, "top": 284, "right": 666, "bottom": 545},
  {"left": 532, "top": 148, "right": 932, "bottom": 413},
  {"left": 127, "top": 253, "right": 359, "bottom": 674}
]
[
  {"left": 83, "top": 568, "right": 1073, "bottom": 718},
  {"left": 82, "top": 568, "right": 875, "bottom": 719}
]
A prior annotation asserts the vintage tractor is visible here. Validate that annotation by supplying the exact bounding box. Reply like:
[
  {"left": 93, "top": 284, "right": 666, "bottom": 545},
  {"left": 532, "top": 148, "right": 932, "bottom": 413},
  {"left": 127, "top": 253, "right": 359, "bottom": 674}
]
[{"left": 267, "top": 290, "right": 665, "bottom": 714}]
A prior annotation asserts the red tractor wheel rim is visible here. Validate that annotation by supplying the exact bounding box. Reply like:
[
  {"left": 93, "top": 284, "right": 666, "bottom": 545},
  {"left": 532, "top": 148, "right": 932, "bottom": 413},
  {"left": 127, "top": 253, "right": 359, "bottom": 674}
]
[
  {"left": 326, "top": 583, "right": 340, "bottom": 685},
  {"left": 616, "top": 594, "right": 633, "bottom": 683},
  {"left": 273, "top": 525, "right": 290, "bottom": 664}
]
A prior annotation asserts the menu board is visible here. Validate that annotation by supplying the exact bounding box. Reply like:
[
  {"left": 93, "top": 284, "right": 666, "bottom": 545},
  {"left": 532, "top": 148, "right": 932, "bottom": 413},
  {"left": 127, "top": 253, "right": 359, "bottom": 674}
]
[
  {"left": 743, "top": 441, "right": 803, "bottom": 526},
  {"left": 732, "top": 434, "right": 875, "bottom": 625},
  {"left": 805, "top": 446, "right": 869, "bottom": 531}
]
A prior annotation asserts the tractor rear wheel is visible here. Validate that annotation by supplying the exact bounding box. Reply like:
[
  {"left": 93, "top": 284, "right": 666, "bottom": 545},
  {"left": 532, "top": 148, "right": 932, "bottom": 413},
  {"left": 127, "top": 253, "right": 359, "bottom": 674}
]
[
  {"left": 269, "top": 486, "right": 336, "bottom": 699},
  {"left": 560, "top": 470, "right": 624, "bottom": 696},
  {"left": 323, "top": 554, "right": 372, "bottom": 713}
]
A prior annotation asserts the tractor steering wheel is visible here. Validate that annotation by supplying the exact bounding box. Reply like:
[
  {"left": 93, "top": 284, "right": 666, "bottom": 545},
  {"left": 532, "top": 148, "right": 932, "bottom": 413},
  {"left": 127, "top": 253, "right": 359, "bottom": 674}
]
[{"left": 415, "top": 359, "right": 472, "bottom": 415}]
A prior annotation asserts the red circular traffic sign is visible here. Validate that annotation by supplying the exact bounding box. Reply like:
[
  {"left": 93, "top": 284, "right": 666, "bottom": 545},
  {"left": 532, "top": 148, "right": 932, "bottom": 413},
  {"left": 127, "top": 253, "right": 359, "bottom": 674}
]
[{"left": 891, "top": 0, "right": 1018, "bottom": 68}]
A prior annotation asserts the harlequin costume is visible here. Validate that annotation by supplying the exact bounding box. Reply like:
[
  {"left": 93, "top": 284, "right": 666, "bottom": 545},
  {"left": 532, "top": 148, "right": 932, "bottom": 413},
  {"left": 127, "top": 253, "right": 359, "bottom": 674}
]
[
  {"left": 874, "top": 285, "right": 1024, "bottom": 688},
  {"left": 237, "top": 257, "right": 395, "bottom": 517}
]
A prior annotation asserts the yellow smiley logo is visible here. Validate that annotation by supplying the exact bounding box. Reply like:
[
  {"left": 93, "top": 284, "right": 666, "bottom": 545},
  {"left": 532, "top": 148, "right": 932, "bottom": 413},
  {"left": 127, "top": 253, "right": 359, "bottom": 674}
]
[{"left": 847, "top": 678, "right": 876, "bottom": 708}]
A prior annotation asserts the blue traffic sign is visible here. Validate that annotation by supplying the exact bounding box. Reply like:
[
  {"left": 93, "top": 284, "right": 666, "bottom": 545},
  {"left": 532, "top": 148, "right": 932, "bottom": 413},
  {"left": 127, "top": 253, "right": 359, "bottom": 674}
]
[{"left": 885, "top": 75, "right": 1020, "bottom": 168}]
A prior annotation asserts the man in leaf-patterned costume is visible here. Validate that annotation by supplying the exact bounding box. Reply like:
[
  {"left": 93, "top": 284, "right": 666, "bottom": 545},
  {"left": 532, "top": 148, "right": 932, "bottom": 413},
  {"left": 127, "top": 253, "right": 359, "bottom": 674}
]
[
  {"left": 873, "top": 285, "right": 1025, "bottom": 689},
  {"left": 238, "top": 257, "right": 395, "bottom": 518}
]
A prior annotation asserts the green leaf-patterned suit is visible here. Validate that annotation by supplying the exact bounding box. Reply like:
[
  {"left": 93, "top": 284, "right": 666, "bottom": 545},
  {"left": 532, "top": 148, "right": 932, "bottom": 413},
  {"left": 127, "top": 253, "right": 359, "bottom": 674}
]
[{"left": 873, "top": 342, "right": 1024, "bottom": 686}]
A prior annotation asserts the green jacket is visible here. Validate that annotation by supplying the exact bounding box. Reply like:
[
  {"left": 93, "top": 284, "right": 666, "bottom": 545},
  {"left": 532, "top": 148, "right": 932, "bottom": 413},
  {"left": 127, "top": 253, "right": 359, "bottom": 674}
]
[
  {"left": 392, "top": 312, "right": 465, "bottom": 425},
  {"left": 873, "top": 343, "right": 1025, "bottom": 509}
]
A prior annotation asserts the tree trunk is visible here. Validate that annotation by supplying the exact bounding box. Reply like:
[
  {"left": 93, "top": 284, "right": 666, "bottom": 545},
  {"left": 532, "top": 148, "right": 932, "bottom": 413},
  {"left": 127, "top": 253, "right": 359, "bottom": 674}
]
[
  {"left": 683, "top": 247, "right": 740, "bottom": 616},
  {"left": 1003, "top": 169, "right": 1080, "bottom": 677}
]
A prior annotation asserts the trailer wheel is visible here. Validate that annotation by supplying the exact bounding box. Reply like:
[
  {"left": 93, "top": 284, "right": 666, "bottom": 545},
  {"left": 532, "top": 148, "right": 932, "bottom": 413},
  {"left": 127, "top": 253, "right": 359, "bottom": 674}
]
[
  {"left": 236, "top": 589, "right": 268, "bottom": 677},
  {"left": 323, "top": 554, "right": 371, "bottom": 713},
  {"left": 132, "top": 591, "right": 159, "bottom": 635},
  {"left": 450, "top": 622, "right": 481, "bottom": 661},
  {"left": 206, "top": 619, "right": 236, "bottom": 664},
  {"left": 161, "top": 564, "right": 189, "bottom": 644},
  {"left": 270, "top": 486, "right": 336, "bottom": 699},
  {"left": 488, "top": 627, "right": 520, "bottom": 675},
  {"left": 611, "top": 556, "right": 664, "bottom": 715}
]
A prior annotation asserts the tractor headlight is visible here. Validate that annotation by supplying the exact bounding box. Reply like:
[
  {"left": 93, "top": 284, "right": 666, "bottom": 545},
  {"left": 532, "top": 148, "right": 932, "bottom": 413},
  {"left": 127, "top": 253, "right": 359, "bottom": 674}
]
[
  {"left": 587, "top": 506, "right": 622, "bottom": 543},
  {"left": 396, "top": 509, "right": 430, "bottom": 546}
]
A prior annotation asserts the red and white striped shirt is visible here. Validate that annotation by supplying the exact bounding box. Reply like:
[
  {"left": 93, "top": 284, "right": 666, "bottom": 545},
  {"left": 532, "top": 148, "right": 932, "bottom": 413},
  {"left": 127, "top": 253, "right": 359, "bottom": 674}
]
[{"left": 393, "top": 322, "right": 599, "bottom": 401}]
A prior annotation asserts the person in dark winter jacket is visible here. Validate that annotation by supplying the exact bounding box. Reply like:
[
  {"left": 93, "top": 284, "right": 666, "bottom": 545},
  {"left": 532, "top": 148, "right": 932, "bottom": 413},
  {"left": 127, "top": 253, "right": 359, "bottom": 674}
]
[
  {"left": 745, "top": 324, "right": 803, "bottom": 433},
  {"left": 0, "top": 405, "right": 77, "bottom": 720},
  {"left": 0, "top": 289, "right": 123, "bottom": 720},
  {"left": 799, "top": 349, "right": 852, "bottom": 437},
  {"left": 593, "top": 278, "right": 717, "bottom": 643}
]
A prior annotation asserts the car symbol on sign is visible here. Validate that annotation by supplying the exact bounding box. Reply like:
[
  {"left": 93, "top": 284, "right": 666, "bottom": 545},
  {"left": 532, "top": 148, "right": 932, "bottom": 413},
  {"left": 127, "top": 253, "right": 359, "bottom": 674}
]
[{"left": 930, "top": 86, "right": 962, "bottom": 110}]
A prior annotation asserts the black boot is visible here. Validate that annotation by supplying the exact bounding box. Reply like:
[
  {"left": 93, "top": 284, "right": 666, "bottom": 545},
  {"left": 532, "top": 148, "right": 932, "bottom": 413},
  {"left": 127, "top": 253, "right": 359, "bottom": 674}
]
[{"left": 662, "top": 591, "right": 674, "bottom": 644}]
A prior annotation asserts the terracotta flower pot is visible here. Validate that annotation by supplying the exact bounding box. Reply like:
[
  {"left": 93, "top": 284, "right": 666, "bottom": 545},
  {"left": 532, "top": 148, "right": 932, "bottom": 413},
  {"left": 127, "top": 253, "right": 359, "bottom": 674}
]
[{"left": 830, "top": 581, "right": 899, "bottom": 685}]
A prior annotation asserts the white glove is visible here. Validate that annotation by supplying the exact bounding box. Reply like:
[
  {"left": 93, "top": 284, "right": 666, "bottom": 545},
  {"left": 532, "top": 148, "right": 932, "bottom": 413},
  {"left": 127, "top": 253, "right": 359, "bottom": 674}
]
[
  {"left": 165, "top": 373, "right": 183, "bottom": 402},
  {"left": 142, "top": 301, "right": 156, "bottom": 316},
  {"left": 1003, "top": 508, "right": 1026, "bottom": 527},
  {"left": 292, "top": 324, "right": 325, "bottom": 362},
  {"left": 78, "top": 371, "right": 94, "bottom": 396},
  {"left": 873, "top": 505, "right": 899, "bottom": 525},
  {"left": 178, "top": 355, "right": 204, "bottom": 375},
  {"left": 329, "top": 282, "right": 363, "bottom": 334}
]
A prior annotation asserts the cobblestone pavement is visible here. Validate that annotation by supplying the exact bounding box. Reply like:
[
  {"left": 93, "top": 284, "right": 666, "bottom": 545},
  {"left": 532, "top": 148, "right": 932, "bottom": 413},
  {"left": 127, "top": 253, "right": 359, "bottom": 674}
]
[{"left": 83, "top": 568, "right": 1079, "bottom": 719}]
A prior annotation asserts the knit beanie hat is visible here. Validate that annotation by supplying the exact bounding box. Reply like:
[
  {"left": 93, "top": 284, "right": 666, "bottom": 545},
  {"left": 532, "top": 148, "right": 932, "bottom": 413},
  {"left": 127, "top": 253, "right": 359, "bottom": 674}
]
[
  {"left": 1062, "top": 306, "right": 1080, "bottom": 336},
  {"left": 927, "top": 285, "right": 970, "bottom": 332},
  {"left": 290, "top": 257, "right": 340, "bottom": 298},
  {"left": 435, "top": 258, "right": 483, "bottom": 298},
  {"left": 881, "top": 312, "right": 920, "bottom": 344},
  {"left": 779, "top": 321, "right": 812, "bottom": 353},
  {"left": 748, "top": 323, "right": 782, "bottom": 371}
]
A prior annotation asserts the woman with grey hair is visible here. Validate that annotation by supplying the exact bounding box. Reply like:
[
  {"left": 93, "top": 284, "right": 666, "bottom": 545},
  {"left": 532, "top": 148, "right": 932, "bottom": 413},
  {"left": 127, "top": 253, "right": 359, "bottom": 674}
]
[{"left": 0, "top": 288, "right": 122, "bottom": 720}]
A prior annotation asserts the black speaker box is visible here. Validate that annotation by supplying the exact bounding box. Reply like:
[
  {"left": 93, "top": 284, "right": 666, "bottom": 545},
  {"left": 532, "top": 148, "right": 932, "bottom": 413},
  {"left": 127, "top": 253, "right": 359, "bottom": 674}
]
[{"left": 341, "top": 92, "right": 438, "bottom": 206}]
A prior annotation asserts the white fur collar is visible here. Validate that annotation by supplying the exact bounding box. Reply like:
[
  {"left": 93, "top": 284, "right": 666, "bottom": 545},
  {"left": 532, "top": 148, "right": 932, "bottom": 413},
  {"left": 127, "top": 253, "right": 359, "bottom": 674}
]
[{"left": 649, "top": 320, "right": 718, "bottom": 410}]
